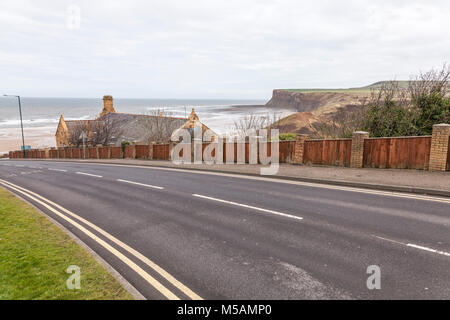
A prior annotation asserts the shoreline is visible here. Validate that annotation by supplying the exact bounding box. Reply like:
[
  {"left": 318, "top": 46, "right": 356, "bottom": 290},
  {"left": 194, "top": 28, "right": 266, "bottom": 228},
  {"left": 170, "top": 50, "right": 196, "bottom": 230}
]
[
  {"left": 0, "top": 104, "right": 292, "bottom": 154},
  {"left": 0, "top": 126, "right": 56, "bottom": 154}
]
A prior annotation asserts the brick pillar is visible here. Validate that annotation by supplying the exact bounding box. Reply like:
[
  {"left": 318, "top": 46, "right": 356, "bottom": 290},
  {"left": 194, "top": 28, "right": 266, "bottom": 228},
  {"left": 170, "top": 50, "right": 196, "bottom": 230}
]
[
  {"left": 429, "top": 123, "right": 450, "bottom": 171},
  {"left": 293, "top": 134, "right": 308, "bottom": 164},
  {"left": 350, "top": 131, "right": 369, "bottom": 168}
]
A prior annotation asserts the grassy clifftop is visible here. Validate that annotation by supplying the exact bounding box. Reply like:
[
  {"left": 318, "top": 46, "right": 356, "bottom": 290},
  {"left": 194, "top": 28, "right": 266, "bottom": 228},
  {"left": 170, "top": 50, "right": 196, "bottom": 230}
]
[{"left": 280, "top": 81, "right": 411, "bottom": 93}]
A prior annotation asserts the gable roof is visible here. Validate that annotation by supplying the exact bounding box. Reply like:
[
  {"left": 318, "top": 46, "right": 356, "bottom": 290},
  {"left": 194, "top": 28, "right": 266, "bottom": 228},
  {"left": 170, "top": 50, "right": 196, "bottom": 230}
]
[{"left": 56, "top": 98, "right": 217, "bottom": 145}]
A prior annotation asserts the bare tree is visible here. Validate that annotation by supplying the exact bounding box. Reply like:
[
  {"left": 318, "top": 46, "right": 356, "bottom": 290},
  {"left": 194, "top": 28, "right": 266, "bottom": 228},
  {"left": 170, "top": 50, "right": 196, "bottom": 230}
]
[
  {"left": 139, "top": 109, "right": 184, "bottom": 144},
  {"left": 313, "top": 103, "right": 368, "bottom": 138},
  {"left": 408, "top": 64, "right": 450, "bottom": 133},
  {"left": 409, "top": 64, "right": 450, "bottom": 102},
  {"left": 91, "top": 116, "right": 123, "bottom": 146},
  {"left": 68, "top": 121, "right": 91, "bottom": 146},
  {"left": 232, "top": 112, "right": 286, "bottom": 137}
]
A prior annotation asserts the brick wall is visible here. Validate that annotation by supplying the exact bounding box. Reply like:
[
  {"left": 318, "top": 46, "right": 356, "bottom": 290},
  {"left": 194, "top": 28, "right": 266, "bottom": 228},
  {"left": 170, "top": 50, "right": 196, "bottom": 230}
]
[
  {"left": 429, "top": 124, "right": 450, "bottom": 171},
  {"left": 293, "top": 134, "right": 308, "bottom": 164}
]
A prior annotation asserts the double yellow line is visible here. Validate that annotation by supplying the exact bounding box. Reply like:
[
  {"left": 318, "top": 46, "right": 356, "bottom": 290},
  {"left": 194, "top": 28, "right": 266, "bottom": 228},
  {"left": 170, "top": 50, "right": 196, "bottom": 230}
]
[{"left": 0, "top": 178, "right": 202, "bottom": 300}]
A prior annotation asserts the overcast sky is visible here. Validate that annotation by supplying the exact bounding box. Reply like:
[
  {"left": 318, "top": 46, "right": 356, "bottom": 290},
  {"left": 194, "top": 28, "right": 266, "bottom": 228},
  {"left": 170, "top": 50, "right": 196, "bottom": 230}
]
[{"left": 0, "top": 0, "right": 449, "bottom": 99}]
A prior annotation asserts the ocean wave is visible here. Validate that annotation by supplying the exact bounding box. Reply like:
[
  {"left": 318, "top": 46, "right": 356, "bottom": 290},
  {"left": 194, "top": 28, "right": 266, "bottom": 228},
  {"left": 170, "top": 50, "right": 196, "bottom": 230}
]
[{"left": 0, "top": 115, "right": 91, "bottom": 127}]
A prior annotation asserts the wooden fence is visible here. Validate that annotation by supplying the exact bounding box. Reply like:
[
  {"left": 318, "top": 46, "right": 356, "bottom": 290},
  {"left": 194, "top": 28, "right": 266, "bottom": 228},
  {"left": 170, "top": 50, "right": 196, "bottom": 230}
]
[
  {"left": 7, "top": 130, "right": 450, "bottom": 171},
  {"left": 303, "top": 139, "right": 352, "bottom": 167},
  {"left": 363, "top": 136, "right": 431, "bottom": 170}
]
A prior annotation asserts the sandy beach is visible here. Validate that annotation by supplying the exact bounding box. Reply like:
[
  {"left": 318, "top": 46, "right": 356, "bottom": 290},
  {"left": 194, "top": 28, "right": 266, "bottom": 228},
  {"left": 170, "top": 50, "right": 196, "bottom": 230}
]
[{"left": 0, "top": 126, "right": 56, "bottom": 155}]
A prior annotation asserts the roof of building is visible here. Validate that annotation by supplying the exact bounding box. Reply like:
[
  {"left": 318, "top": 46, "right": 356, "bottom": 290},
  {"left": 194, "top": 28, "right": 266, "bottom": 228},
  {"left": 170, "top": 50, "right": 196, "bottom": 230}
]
[{"left": 56, "top": 99, "right": 217, "bottom": 145}]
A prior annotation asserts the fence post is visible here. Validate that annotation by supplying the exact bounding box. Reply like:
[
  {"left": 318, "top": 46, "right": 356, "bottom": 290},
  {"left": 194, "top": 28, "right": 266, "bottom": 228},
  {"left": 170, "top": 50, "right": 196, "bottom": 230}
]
[
  {"left": 350, "top": 131, "right": 369, "bottom": 168},
  {"left": 131, "top": 143, "right": 137, "bottom": 159},
  {"left": 293, "top": 134, "right": 308, "bottom": 164},
  {"left": 429, "top": 123, "right": 450, "bottom": 171},
  {"left": 149, "top": 142, "right": 155, "bottom": 160}
]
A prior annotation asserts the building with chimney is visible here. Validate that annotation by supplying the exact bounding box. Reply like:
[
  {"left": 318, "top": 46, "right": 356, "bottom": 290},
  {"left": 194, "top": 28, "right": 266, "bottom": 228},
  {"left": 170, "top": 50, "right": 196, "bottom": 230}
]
[{"left": 55, "top": 95, "right": 216, "bottom": 147}]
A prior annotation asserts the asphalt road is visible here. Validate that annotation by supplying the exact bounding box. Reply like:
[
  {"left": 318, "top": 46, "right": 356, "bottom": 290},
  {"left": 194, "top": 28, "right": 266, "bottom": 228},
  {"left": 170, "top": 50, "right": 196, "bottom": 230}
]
[{"left": 0, "top": 159, "right": 449, "bottom": 299}]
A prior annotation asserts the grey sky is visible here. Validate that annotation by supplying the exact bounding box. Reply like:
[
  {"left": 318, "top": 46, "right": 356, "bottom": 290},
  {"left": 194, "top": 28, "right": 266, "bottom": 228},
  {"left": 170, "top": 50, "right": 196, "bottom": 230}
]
[{"left": 0, "top": 0, "right": 449, "bottom": 99}]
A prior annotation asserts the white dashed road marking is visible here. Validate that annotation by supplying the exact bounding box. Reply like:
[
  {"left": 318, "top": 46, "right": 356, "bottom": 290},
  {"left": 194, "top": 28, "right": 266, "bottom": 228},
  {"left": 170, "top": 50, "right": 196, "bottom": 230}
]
[
  {"left": 117, "top": 179, "right": 164, "bottom": 190},
  {"left": 76, "top": 172, "right": 102, "bottom": 178},
  {"left": 193, "top": 193, "right": 303, "bottom": 221},
  {"left": 373, "top": 235, "right": 450, "bottom": 257}
]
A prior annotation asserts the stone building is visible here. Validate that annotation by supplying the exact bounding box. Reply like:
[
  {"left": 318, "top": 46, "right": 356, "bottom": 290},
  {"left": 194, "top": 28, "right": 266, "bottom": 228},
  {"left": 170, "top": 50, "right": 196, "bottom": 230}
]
[{"left": 55, "top": 95, "right": 215, "bottom": 147}]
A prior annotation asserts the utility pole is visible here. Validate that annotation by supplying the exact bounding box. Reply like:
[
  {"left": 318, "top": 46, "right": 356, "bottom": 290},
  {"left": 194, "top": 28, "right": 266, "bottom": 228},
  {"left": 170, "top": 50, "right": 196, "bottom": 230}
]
[{"left": 3, "top": 95, "right": 26, "bottom": 158}]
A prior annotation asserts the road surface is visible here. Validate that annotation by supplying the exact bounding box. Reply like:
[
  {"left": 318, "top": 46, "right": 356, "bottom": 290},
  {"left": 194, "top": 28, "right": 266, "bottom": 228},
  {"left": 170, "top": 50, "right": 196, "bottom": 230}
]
[{"left": 0, "top": 160, "right": 449, "bottom": 299}]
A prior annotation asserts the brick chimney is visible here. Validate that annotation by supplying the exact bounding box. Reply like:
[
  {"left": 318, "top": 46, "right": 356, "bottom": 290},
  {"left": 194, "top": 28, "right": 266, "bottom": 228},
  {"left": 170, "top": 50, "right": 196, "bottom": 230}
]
[{"left": 99, "top": 95, "right": 116, "bottom": 117}]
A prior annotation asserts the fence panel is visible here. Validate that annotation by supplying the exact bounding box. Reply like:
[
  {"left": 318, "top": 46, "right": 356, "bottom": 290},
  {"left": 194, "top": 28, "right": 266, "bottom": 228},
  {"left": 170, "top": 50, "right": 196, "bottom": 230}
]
[
  {"left": 110, "top": 147, "right": 122, "bottom": 159},
  {"left": 72, "top": 148, "right": 81, "bottom": 159},
  {"left": 363, "top": 136, "right": 431, "bottom": 169},
  {"left": 153, "top": 144, "right": 170, "bottom": 160},
  {"left": 303, "top": 139, "right": 352, "bottom": 166},
  {"left": 279, "top": 141, "right": 295, "bottom": 163},
  {"left": 88, "top": 147, "right": 98, "bottom": 159},
  {"left": 222, "top": 143, "right": 250, "bottom": 163},
  {"left": 98, "top": 147, "right": 110, "bottom": 159},
  {"left": 123, "top": 145, "right": 134, "bottom": 159},
  {"left": 303, "top": 140, "right": 323, "bottom": 165},
  {"left": 135, "top": 145, "right": 150, "bottom": 159}
]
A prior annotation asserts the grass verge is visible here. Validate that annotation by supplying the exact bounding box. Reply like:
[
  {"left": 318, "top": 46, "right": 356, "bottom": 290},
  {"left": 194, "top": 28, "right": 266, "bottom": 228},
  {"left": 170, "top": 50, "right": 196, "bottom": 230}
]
[{"left": 0, "top": 187, "right": 133, "bottom": 300}]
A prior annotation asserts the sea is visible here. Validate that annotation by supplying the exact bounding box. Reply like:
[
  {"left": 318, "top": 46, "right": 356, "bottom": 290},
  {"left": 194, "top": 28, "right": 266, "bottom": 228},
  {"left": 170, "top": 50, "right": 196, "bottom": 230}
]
[{"left": 0, "top": 97, "right": 292, "bottom": 153}]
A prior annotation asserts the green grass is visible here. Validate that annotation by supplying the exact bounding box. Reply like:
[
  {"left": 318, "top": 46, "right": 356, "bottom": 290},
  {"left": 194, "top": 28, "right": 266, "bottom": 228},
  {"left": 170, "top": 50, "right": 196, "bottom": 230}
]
[
  {"left": 0, "top": 187, "right": 134, "bottom": 300},
  {"left": 281, "top": 81, "right": 412, "bottom": 93},
  {"left": 281, "top": 88, "right": 372, "bottom": 93}
]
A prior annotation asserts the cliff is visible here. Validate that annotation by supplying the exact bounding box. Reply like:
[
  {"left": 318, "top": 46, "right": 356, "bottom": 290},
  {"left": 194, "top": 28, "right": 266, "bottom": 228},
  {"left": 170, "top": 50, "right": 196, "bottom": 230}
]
[
  {"left": 265, "top": 89, "right": 368, "bottom": 113},
  {"left": 266, "top": 89, "right": 372, "bottom": 137}
]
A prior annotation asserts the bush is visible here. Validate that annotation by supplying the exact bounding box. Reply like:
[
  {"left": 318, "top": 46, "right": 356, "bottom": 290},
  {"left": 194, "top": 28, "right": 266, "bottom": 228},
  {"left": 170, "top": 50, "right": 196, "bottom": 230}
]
[
  {"left": 278, "top": 133, "right": 297, "bottom": 141},
  {"left": 121, "top": 141, "right": 130, "bottom": 153}
]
